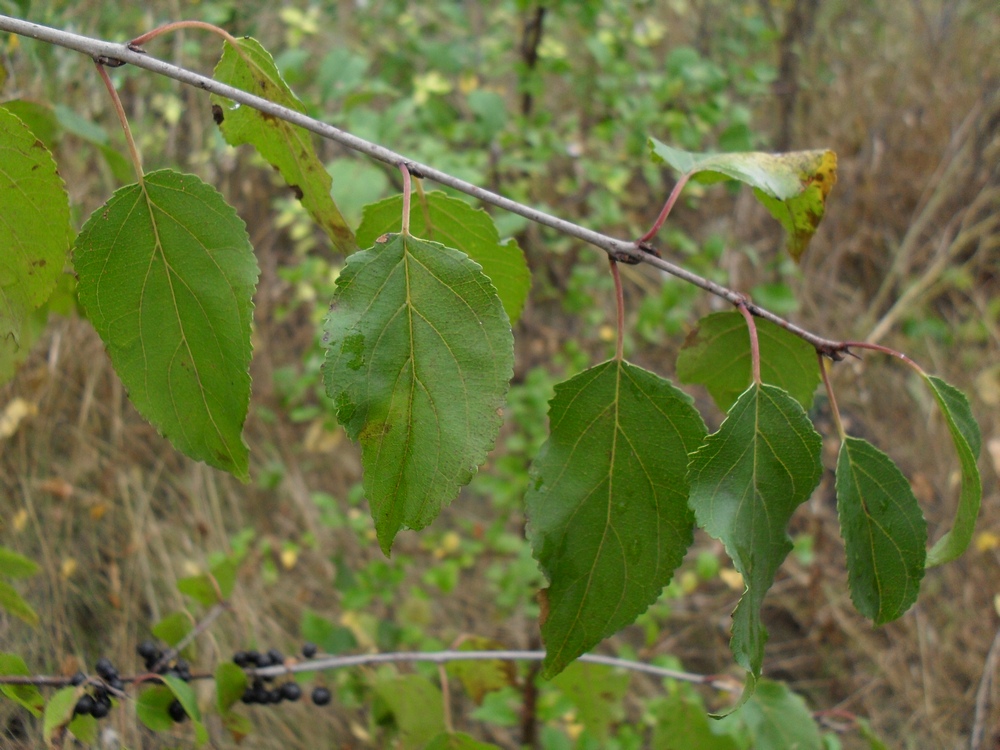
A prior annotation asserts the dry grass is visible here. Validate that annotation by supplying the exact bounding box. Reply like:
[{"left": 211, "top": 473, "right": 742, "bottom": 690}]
[{"left": 1, "top": 1, "right": 999, "bottom": 748}]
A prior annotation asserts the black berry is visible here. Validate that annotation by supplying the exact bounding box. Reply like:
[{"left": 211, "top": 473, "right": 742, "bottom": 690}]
[
  {"left": 266, "top": 648, "right": 284, "bottom": 665},
  {"left": 74, "top": 694, "right": 96, "bottom": 716},
  {"left": 95, "top": 658, "right": 117, "bottom": 680},
  {"left": 91, "top": 699, "right": 110, "bottom": 719},
  {"left": 108, "top": 677, "right": 125, "bottom": 692},
  {"left": 247, "top": 650, "right": 264, "bottom": 667},
  {"left": 281, "top": 682, "right": 301, "bottom": 702},
  {"left": 232, "top": 651, "right": 251, "bottom": 667},
  {"left": 69, "top": 672, "right": 86, "bottom": 686},
  {"left": 168, "top": 699, "right": 187, "bottom": 723},
  {"left": 301, "top": 642, "right": 317, "bottom": 659},
  {"left": 137, "top": 640, "right": 159, "bottom": 660},
  {"left": 311, "top": 687, "right": 332, "bottom": 706}
]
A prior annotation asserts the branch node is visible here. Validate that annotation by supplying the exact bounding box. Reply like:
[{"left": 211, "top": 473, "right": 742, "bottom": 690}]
[
  {"left": 94, "top": 55, "right": 126, "bottom": 67},
  {"left": 636, "top": 240, "right": 662, "bottom": 259}
]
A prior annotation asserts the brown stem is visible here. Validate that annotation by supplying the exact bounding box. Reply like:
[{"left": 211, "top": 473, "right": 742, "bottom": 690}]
[
  {"left": 94, "top": 62, "right": 143, "bottom": 185},
  {"left": 399, "top": 162, "right": 412, "bottom": 235},
  {"left": 839, "top": 340, "right": 925, "bottom": 375},
  {"left": 818, "top": 352, "right": 846, "bottom": 440},
  {"left": 609, "top": 257, "right": 625, "bottom": 361},
  {"left": 639, "top": 173, "right": 691, "bottom": 243},
  {"left": 737, "top": 302, "right": 761, "bottom": 384}
]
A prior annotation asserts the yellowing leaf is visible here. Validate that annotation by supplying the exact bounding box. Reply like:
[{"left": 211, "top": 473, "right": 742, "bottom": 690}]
[
  {"left": 649, "top": 138, "right": 837, "bottom": 262},
  {"left": 212, "top": 38, "right": 355, "bottom": 254}
]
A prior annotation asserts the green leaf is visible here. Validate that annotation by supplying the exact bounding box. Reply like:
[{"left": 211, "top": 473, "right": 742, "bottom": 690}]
[
  {"left": 0, "top": 107, "right": 70, "bottom": 371},
  {"left": 923, "top": 375, "right": 982, "bottom": 566},
  {"left": 856, "top": 718, "right": 890, "bottom": 750},
  {"left": 42, "top": 686, "right": 78, "bottom": 746},
  {"left": 687, "top": 384, "right": 822, "bottom": 695},
  {"left": 357, "top": 192, "right": 531, "bottom": 324},
  {"left": 136, "top": 685, "right": 175, "bottom": 732},
  {"left": 373, "top": 674, "right": 445, "bottom": 749},
  {"left": 152, "top": 610, "right": 193, "bottom": 648},
  {"left": 68, "top": 713, "right": 98, "bottom": 745},
  {"left": 676, "top": 312, "right": 820, "bottom": 412},
  {"left": 177, "top": 556, "right": 237, "bottom": 605},
  {"left": 74, "top": 170, "right": 258, "bottom": 480},
  {"left": 425, "top": 732, "right": 502, "bottom": 749},
  {"left": 737, "top": 679, "right": 823, "bottom": 750},
  {"left": 162, "top": 673, "right": 208, "bottom": 745},
  {"left": 215, "top": 662, "right": 248, "bottom": 713},
  {"left": 212, "top": 37, "right": 355, "bottom": 254},
  {"left": 653, "top": 693, "right": 741, "bottom": 750},
  {"left": 0, "top": 547, "right": 40, "bottom": 578},
  {"left": 0, "top": 580, "right": 39, "bottom": 627},
  {"left": 1, "top": 99, "right": 60, "bottom": 150},
  {"left": 836, "top": 437, "right": 926, "bottom": 623},
  {"left": 445, "top": 637, "right": 515, "bottom": 704},
  {"left": 649, "top": 138, "right": 836, "bottom": 261},
  {"left": 301, "top": 609, "right": 358, "bottom": 654},
  {"left": 323, "top": 233, "right": 513, "bottom": 553},
  {"left": 0, "top": 652, "right": 45, "bottom": 716},
  {"left": 525, "top": 360, "right": 706, "bottom": 676},
  {"left": 550, "top": 662, "right": 629, "bottom": 742}
]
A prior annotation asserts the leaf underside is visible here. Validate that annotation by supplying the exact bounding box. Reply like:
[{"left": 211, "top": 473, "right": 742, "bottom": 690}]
[
  {"left": 687, "top": 383, "right": 822, "bottom": 703},
  {"left": 677, "top": 311, "right": 820, "bottom": 412},
  {"left": 923, "top": 375, "right": 982, "bottom": 566},
  {"left": 212, "top": 37, "right": 355, "bottom": 254},
  {"left": 323, "top": 232, "right": 514, "bottom": 554},
  {"left": 74, "top": 169, "right": 259, "bottom": 480},
  {"left": 649, "top": 138, "right": 836, "bottom": 262},
  {"left": 526, "top": 360, "right": 707, "bottom": 677}
]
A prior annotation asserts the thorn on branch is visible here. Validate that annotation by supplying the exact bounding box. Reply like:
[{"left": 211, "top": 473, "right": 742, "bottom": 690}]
[{"left": 636, "top": 241, "right": 662, "bottom": 259}]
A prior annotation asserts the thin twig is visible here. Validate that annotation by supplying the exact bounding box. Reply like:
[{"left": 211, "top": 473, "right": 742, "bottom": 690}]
[
  {"left": 152, "top": 601, "right": 230, "bottom": 673},
  {"left": 0, "top": 13, "right": 850, "bottom": 358},
  {"left": 0, "top": 650, "right": 742, "bottom": 695}
]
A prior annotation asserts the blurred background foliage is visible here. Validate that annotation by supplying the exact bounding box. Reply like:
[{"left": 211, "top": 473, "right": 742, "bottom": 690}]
[{"left": 1, "top": 0, "right": 998, "bottom": 747}]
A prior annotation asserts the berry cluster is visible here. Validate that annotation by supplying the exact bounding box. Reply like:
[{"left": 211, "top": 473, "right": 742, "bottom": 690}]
[
  {"left": 70, "top": 657, "right": 123, "bottom": 720},
  {"left": 233, "top": 643, "right": 331, "bottom": 707},
  {"left": 137, "top": 640, "right": 190, "bottom": 723}
]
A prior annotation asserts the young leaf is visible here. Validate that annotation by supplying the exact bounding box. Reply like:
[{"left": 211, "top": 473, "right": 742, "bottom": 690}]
[
  {"left": 922, "top": 375, "right": 982, "bottom": 566},
  {"left": 550, "top": 662, "right": 630, "bottom": 742},
  {"left": 215, "top": 662, "right": 248, "bottom": 713},
  {"left": 525, "top": 361, "right": 706, "bottom": 677},
  {"left": 836, "top": 437, "right": 926, "bottom": 624},
  {"left": 649, "top": 138, "right": 836, "bottom": 261},
  {"left": 136, "top": 685, "right": 175, "bottom": 732},
  {"left": 687, "top": 384, "right": 822, "bottom": 693},
  {"left": 74, "top": 170, "right": 259, "bottom": 481},
  {"left": 152, "top": 610, "right": 193, "bottom": 648},
  {"left": 0, "top": 107, "right": 71, "bottom": 370},
  {"left": 212, "top": 37, "right": 355, "bottom": 254},
  {"left": 0, "top": 546, "right": 40, "bottom": 578},
  {"left": 0, "top": 580, "right": 39, "bottom": 627},
  {"left": 42, "top": 686, "right": 78, "bottom": 746},
  {"left": 737, "top": 679, "right": 823, "bottom": 750},
  {"left": 357, "top": 192, "right": 531, "bottom": 323},
  {"left": 676, "top": 311, "right": 820, "bottom": 412},
  {"left": 301, "top": 609, "right": 358, "bottom": 654},
  {"left": 323, "top": 233, "right": 513, "bottom": 553},
  {"left": 0, "top": 653, "right": 45, "bottom": 716},
  {"left": 162, "top": 674, "right": 208, "bottom": 745},
  {"left": 373, "top": 674, "right": 445, "bottom": 749}
]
